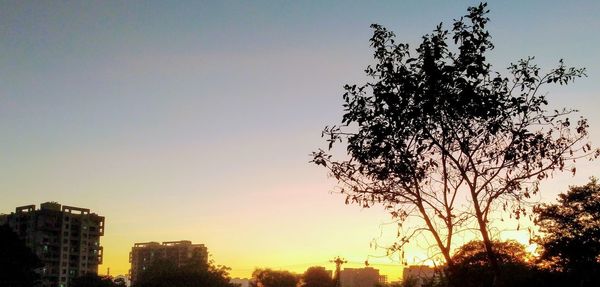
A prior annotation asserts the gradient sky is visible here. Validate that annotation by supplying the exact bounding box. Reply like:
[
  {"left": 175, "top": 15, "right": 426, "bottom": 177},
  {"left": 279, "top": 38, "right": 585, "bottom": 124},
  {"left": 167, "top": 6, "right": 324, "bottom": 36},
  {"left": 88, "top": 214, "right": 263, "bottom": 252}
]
[{"left": 1, "top": 0, "right": 600, "bottom": 281}]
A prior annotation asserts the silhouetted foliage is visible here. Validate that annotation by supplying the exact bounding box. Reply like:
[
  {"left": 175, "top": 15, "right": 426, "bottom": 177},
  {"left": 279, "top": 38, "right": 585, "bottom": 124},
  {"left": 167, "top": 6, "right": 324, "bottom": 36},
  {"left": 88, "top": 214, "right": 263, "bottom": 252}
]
[
  {"left": 534, "top": 178, "right": 600, "bottom": 286},
  {"left": 447, "top": 240, "right": 539, "bottom": 287},
  {"left": 400, "top": 277, "right": 441, "bottom": 287},
  {"left": 452, "top": 240, "right": 531, "bottom": 266},
  {"left": 250, "top": 269, "right": 298, "bottom": 287},
  {"left": 375, "top": 281, "right": 403, "bottom": 287},
  {"left": 71, "top": 274, "right": 118, "bottom": 287},
  {"left": 301, "top": 266, "right": 334, "bottom": 287},
  {"left": 0, "top": 224, "right": 43, "bottom": 287},
  {"left": 113, "top": 277, "right": 127, "bottom": 287},
  {"left": 134, "top": 254, "right": 237, "bottom": 287},
  {"left": 312, "top": 2, "right": 596, "bottom": 283}
]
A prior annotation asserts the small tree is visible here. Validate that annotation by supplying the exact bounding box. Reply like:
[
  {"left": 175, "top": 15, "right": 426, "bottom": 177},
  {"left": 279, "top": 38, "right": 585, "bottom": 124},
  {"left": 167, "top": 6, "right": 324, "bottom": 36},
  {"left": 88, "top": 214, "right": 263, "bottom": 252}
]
[
  {"left": 451, "top": 240, "right": 531, "bottom": 267},
  {"left": 71, "top": 274, "right": 118, "bottom": 287},
  {"left": 312, "top": 2, "right": 596, "bottom": 283},
  {"left": 250, "top": 269, "right": 298, "bottom": 287},
  {"left": 134, "top": 256, "right": 237, "bottom": 287},
  {"left": 301, "top": 266, "right": 334, "bottom": 287},
  {"left": 534, "top": 178, "right": 600, "bottom": 285},
  {"left": 448, "top": 240, "right": 538, "bottom": 287}
]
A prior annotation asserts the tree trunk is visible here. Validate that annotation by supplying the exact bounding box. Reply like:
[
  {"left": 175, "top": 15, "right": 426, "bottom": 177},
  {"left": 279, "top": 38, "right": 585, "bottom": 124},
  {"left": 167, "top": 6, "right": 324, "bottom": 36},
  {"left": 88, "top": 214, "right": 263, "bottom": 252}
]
[{"left": 470, "top": 188, "right": 501, "bottom": 287}]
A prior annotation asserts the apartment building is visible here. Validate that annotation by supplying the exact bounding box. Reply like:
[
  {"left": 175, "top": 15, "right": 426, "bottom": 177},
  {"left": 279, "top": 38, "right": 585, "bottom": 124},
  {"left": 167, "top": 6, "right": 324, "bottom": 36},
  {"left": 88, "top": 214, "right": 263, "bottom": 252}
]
[
  {"left": 0, "top": 202, "right": 105, "bottom": 287},
  {"left": 129, "top": 240, "right": 208, "bottom": 285}
]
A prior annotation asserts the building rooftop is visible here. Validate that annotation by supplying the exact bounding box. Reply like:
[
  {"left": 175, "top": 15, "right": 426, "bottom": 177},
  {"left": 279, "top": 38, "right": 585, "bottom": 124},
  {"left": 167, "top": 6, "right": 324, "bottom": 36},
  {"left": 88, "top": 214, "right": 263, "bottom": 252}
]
[{"left": 9, "top": 202, "right": 102, "bottom": 216}]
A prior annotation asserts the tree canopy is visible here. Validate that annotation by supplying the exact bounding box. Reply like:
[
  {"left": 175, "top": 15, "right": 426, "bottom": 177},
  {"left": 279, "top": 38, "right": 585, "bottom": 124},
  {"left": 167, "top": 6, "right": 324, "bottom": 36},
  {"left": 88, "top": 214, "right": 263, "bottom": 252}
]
[
  {"left": 534, "top": 178, "right": 600, "bottom": 283},
  {"left": 312, "top": 2, "right": 596, "bottom": 282},
  {"left": 250, "top": 268, "right": 298, "bottom": 287},
  {"left": 451, "top": 240, "right": 531, "bottom": 267},
  {"left": 0, "top": 224, "right": 43, "bottom": 287},
  {"left": 301, "top": 266, "right": 334, "bottom": 287},
  {"left": 448, "top": 240, "right": 539, "bottom": 287},
  {"left": 133, "top": 255, "right": 237, "bottom": 287},
  {"left": 71, "top": 274, "right": 121, "bottom": 287}
]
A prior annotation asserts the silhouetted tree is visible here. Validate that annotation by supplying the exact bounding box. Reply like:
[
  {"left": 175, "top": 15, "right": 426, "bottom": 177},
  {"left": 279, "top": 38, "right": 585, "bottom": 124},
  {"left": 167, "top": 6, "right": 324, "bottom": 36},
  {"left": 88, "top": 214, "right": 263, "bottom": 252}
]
[
  {"left": 534, "top": 178, "right": 600, "bottom": 286},
  {"left": 452, "top": 240, "right": 532, "bottom": 266},
  {"left": 134, "top": 255, "right": 237, "bottom": 287},
  {"left": 301, "top": 266, "right": 334, "bottom": 287},
  {"left": 447, "top": 240, "right": 539, "bottom": 287},
  {"left": 250, "top": 269, "right": 298, "bottom": 287},
  {"left": 71, "top": 273, "right": 117, "bottom": 287},
  {"left": 312, "top": 2, "right": 597, "bottom": 284},
  {"left": 398, "top": 277, "right": 418, "bottom": 287},
  {"left": 0, "top": 224, "right": 43, "bottom": 287}
]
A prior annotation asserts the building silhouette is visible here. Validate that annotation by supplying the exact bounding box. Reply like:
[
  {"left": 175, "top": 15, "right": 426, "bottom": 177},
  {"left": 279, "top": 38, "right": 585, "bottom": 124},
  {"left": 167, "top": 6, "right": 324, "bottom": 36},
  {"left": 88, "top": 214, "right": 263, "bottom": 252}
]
[
  {"left": 129, "top": 240, "right": 208, "bottom": 285},
  {"left": 340, "top": 267, "right": 386, "bottom": 287},
  {"left": 0, "top": 202, "right": 105, "bottom": 287}
]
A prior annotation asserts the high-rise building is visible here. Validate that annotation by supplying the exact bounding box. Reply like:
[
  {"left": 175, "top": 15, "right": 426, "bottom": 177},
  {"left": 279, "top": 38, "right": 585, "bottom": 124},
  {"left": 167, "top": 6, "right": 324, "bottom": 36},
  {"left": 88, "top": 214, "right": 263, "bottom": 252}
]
[
  {"left": 340, "top": 267, "right": 387, "bottom": 287},
  {"left": 129, "top": 240, "right": 208, "bottom": 285},
  {"left": 0, "top": 202, "right": 105, "bottom": 287}
]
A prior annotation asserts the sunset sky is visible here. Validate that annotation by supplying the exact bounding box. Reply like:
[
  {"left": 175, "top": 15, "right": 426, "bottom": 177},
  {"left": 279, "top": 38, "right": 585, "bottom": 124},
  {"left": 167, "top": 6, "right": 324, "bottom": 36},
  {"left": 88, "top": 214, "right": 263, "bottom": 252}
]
[{"left": 1, "top": 0, "right": 600, "bottom": 281}]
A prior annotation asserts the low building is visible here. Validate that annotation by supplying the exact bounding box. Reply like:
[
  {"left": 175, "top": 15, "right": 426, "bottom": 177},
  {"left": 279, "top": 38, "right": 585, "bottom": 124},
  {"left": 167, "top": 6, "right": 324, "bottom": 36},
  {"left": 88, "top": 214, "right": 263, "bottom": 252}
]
[
  {"left": 0, "top": 202, "right": 105, "bottom": 287},
  {"left": 340, "top": 267, "right": 386, "bottom": 287},
  {"left": 129, "top": 240, "right": 208, "bottom": 285}
]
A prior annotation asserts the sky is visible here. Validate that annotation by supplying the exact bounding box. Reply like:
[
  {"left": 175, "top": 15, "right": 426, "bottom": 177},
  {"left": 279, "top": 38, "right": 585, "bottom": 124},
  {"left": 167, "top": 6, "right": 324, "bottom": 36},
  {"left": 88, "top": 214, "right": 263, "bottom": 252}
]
[{"left": 1, "top": 0, "right": 600, "bottom": 281}]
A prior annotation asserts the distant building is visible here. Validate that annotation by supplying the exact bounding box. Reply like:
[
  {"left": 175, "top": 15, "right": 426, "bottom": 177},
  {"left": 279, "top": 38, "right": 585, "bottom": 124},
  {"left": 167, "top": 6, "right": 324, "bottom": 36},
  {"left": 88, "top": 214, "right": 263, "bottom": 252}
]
[
  {"left": 340, "top": 267, "right": 386, "bottom": 287},
  {"left": 0, "top": 202, "right": 105, "bottom": 287},
  {"left": 402, "top": 265, "right": 435, "bottom": 287},
  {"left": 129, "top": 240, "right": 208, "bottom": 285}
]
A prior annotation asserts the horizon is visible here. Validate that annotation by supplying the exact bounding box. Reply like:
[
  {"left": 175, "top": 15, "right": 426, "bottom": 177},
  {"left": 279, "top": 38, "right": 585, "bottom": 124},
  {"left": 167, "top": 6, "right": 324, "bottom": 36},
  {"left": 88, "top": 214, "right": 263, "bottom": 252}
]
[{"left": 2, "top": 0, "right": 600, "bottom": 282}]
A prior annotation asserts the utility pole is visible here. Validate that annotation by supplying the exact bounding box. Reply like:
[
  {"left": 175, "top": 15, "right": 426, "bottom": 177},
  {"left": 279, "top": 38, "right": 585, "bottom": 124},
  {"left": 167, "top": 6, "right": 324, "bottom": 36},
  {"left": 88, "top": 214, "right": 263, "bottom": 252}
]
[{"left": 330, "top": 256, "right": 347, "bottom": 287}]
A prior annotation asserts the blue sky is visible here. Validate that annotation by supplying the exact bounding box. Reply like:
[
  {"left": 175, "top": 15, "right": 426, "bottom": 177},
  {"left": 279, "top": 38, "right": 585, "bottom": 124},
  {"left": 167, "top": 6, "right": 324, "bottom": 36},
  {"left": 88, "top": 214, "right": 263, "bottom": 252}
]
[{"left": 1, "top": 0, "right": 599, "bottom": 279}]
